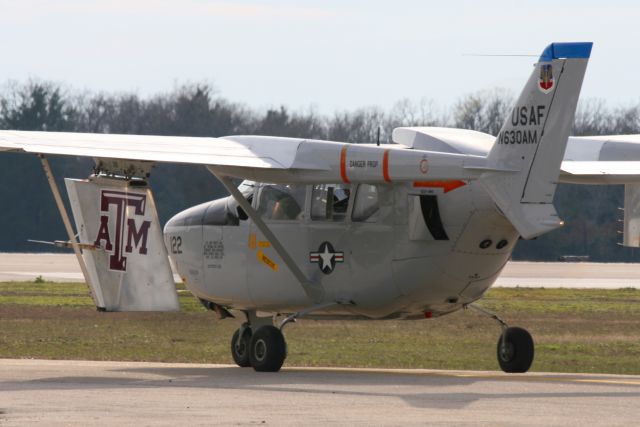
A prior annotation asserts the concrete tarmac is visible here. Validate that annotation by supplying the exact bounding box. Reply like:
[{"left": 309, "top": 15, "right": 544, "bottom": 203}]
[
  {"left": 0, "top": 253, "right": 182, "bottom": 283},
  {"left": 1, "top": 253, "right": 640, "bottom": 288},
  {"left": 0, "top": 253, "right": 83, "bottom": 282},
  {"left": 0, "top": 359, "right": 638, "bottom": 426},
  {"left": 496, "top": 261, "right": 640, "bottom": 288}
]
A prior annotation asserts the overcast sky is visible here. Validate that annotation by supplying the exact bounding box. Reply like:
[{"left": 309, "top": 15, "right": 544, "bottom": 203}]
[{"left": 0, "top": 0, "right": 636, "bottom": 113}]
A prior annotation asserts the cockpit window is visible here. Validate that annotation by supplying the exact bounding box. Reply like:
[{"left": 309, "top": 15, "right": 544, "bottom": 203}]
[
  {"left": 352, "top": 184, "right": 379, "bottom": 222},
  {"left": 311, "top": 184, "right": 351, "bottom": 221},
  {"left": 257, "top": 184, "right": 305, "bottom": 221},
  {"left": 226, "top": 194, "right": 251, "bottom": 222}
]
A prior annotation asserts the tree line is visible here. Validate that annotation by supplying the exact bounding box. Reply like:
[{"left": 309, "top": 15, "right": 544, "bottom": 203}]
[{"left": 0, "top": 80, "right": 638, "bottom": 261}]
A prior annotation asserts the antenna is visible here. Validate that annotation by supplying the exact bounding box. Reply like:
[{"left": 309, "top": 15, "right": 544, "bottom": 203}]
[
  {"left": 462, "top": 54, "right": 538, "bottom": 57},
  {"left": 376, "top": 126, "right": 381, "bottom": 146}
]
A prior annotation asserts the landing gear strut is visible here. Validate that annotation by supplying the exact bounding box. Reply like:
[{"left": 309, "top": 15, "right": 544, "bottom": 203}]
[{"left": 467, "top": 304, "right": 534, "bottom": 373}]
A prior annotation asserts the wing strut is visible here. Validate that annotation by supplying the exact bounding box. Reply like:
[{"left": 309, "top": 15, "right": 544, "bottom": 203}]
[
  {"left": 38, "top": 154, "right": 104, "bottom": 307},
  {"left": 211, "top": 171, "right": 324, "bottom": 303}
]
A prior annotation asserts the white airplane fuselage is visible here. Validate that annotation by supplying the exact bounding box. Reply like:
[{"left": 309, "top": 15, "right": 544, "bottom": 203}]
[{"left": 164, "top": 179, "right": 517, "bottom": 319}]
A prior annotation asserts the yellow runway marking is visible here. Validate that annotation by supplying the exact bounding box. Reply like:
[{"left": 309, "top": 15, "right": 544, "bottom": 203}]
[
  {"left": 573, "top": 379, "right": 640, "bottom": 386},
  {"left": 285, "top": 366, "right": 640, "bottom": 386},
  {"left": 454, "top": 373, "right": 640, "bottom": 386}
]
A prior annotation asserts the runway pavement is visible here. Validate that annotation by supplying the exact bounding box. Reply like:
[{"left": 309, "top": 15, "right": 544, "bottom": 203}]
[
  {"left": 0, "top": 253, "right": 182, "bottom": 283},
  {"left": 1, "top": 253, "right": 639, "bottom": 288},
  {"left": 496, "top": 261, "right": 640, "bottom": 288},
  {"left": 0, "top": 359, "right": 638, "bottom": 426}
]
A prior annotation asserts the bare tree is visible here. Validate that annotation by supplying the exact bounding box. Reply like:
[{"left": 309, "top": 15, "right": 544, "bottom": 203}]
[
  {"left": 611, "top": 104, "right": 640, "bottom": 134},
  {"left": 386, "top": 98, "right": 447, "bottom": 129},
  {"left": 453, "top": 88, "right": 513, "bottom": 135},
  {"left": 573, "top": 99, "right": 611, "bottom": 136}
]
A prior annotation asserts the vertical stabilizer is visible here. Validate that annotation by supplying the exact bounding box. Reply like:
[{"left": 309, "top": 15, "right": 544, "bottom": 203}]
[
  {"left": 482, "top": 42, "right": 592, "bottom": 239},
  {"left": 66, "top": 176, "right": 179, "bottom": 311}
]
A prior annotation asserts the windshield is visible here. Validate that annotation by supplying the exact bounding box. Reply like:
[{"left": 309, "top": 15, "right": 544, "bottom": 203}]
[{"left": 257, "top": 184, "right": 305, "bottom": 221}]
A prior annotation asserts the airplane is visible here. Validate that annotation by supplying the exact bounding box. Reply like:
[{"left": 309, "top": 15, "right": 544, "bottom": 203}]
[{"left": 1, "top": 41, "right": 639, "bottom": 373}]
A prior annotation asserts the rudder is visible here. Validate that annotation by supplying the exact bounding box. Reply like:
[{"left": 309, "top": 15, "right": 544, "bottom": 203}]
[{"left": 66, "top": 176, "right": 179, "bottom": 311}]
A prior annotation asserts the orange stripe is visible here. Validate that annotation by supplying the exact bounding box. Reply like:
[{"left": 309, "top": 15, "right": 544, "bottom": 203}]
[
  {"left": 412, "top": 180, "right": 466, "bottom": 193},
  {"left": 382, "top": 150, "right": 391, "bottom": 183},
  {"left": 340, "top": 145, "right": 350, "bottom": 183}
]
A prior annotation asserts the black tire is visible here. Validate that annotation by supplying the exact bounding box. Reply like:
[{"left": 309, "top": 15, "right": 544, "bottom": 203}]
[
  {"left": 497, "top": 326, "right": 534, "bottom": 373},
  {"left": 249, "top": 325, "right": 286, "bottom": 372},
  {"left": 231, "top": 326, "right": 252, "bottom": 367}
]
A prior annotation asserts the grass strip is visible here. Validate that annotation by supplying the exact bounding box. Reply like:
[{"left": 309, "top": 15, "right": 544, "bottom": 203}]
[{"left": 0, "top": 282, "right": 638, "bottom": 374}]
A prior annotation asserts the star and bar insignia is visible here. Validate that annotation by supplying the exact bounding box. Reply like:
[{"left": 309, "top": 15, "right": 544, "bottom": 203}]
[{"left": 309, "top": 241, "right": 344, "bottom": 274}]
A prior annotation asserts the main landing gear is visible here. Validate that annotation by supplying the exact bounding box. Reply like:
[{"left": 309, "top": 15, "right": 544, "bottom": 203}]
[
  {"left": 231, "top": 317, "right": 287, "bottom": 372},
  {"left": 231, "top": 303, "right": 339, "bottom": 372},
  {"left": 467, "top": 304, "right": 534, "bottom": 373},
  {"left": 230, "top": 324, "right": 252, "bottom": 367}
]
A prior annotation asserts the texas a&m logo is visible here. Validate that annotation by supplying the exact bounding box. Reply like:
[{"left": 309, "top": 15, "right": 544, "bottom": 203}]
[{"left": 93, "top": 190, "right": 152, "bottom": 272}]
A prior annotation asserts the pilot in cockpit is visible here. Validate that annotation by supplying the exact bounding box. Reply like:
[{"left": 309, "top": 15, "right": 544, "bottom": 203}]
[{"left": 259, "top": 184, "right": 305, "bottom": 220}]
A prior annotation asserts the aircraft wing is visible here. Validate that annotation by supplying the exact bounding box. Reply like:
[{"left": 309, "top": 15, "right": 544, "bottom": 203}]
[
  {"left": 560, "top": 135, "right": 640, "bottom": 184},
  {"left": 5, "top": 130, "right": 640, "bottom": 185},
  {"left": 0, "top": 130, "right": 490, "bottom": 184},
  {"left": 0, "top": 131, "right": 305, "bottom": 169}
]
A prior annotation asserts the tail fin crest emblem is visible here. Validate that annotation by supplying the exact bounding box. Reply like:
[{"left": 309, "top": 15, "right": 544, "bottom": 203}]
[{"left": 539, "top": 64, "right": 554, "bottom": 93}]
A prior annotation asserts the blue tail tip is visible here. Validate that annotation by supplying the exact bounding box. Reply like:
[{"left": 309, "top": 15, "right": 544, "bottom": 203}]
[{"left": 539, "top": 42, "right": 593, "bottom": 62}]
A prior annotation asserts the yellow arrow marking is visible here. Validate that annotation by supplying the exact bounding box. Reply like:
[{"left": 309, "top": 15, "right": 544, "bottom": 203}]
[{"left": 257, "top": 250, "right": 278, "bottom": 271}]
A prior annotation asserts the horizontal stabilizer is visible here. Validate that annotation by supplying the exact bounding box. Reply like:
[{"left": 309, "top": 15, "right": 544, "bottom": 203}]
[{"left": 560, "top": 135, "right": 640, "bottom": 184}]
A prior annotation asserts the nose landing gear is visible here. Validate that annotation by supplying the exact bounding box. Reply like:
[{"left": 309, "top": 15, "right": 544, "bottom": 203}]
[
  {"left": 497, "top": 326, "right": 534, "bottom": 373},
  {"left": 467, "top": 304, "right": 535, "bottom": 373}
]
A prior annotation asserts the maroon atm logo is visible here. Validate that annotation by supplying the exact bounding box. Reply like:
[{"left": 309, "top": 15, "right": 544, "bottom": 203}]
[{"left": 93, "top": 190, "right": 152, "bottom": 272}]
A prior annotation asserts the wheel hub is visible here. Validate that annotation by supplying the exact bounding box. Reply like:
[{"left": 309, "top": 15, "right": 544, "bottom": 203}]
[
  {"left": 235, "top": 340, "right": 246, "bottom": 357},
  {"left": 254, "top": 338, "right": 267, "bottom": 362},
  {"left": 499, "top": 341, "right": 515, "bottom": 362}
]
